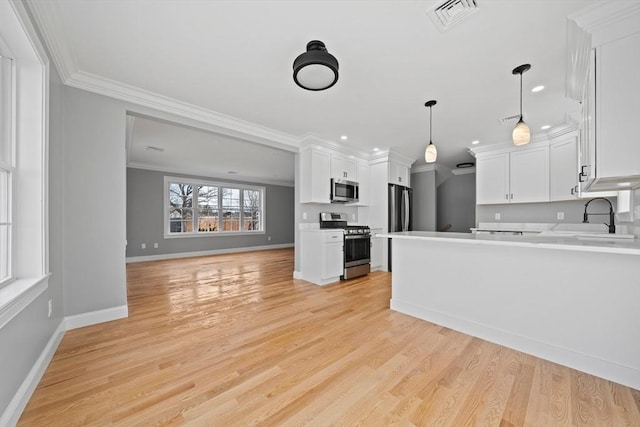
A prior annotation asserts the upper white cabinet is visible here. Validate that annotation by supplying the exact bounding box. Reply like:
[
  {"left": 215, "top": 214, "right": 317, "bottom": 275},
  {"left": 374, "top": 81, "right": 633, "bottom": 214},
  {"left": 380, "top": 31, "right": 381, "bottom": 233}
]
[
  {"left": 299, "top": 145, "right": 370, "bottom": 205},
  {"left": 568, "top": 3, "right": 640, "bottom": 191},
  {"left": 549, "top": 132, "right": 580, "bottom": 201},
  {"left": 330, "top": 154, "right": 357, "bottom": 180},
  {"left": 388, "top": 161, "right": 410, "bottom": 187},
  {"left": 476, "top": 146, "right": 549, "bottom": 205},
  {"left": 591, "top": 32, "right": 640, "bottom": 188},
  {"left": 354, "top": 161, "right": 370, "bottom": 206},
  {"left": 299, "top": 148, "right": 331, "bottom": 204},
  {"left": 476, "top": 153, "right": 509, "bottom": 204}
]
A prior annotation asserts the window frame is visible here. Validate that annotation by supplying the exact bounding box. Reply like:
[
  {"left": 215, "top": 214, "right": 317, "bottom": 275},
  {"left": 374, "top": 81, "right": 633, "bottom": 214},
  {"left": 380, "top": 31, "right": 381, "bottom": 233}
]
[
  {"left": 0, "top": 53, "right": 14, "bottom": 288},
  {"left": 163, "top": 176, "right": 266, "bottom": 238}
]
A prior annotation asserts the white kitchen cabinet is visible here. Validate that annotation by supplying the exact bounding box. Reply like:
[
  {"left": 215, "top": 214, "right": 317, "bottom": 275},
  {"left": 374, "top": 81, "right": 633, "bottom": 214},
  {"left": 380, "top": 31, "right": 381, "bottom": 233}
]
[
  {"left": 476, "top": 153, "right": 509, "bottom": 204},
  {"left": 331, "top": 154, "right": 357, "bottom": 181},
  {"left": 370, "top": 229, "right": 383, "bottom": 270},
  {"left": 388, "top": 161, "right": 410, "bottom": 187},
  {"left": 300, "top": 148, "right": 331, "bottom": 204},
  {"left": 594, "top": 32, "right": 640, "bottom": 187},
  {"left": 476, "top": 146, "right": 549, "bottom": 205},
  {"left": 354, "top": 161, "right": 370, "bottom": 206},
  {"left": 300, "top": 230, "right": 343, "bottom": 285},
  {"left": 550, "top": 132, "right": 579, "bottom": 201}
]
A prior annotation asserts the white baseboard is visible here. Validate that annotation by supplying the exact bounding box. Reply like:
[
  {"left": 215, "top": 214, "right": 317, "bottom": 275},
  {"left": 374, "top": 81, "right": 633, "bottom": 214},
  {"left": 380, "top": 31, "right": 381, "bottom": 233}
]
[
  {"left": 126, "top": 243, "right": 294, "bottom": 263},
  {"left": 390, "top": 299, "right": 640, "bottom": 391},
  {"left": 292, "top": 270, "right": 302, "bottom": 279},
  {"left": 65, "top": 305, "right": 129, "bottom": 330},
  {"left": 0, "top": 320, "right": 65, "bottom": 427}
]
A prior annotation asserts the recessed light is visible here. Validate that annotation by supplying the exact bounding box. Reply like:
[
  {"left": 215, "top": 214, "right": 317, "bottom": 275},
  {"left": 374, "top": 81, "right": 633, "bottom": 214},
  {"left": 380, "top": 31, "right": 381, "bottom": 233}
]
[
  {"left": 340, "top": 135, "right": 348, "bottom": 140},
  {"left": 531, "top": 85, "right": 545, "bottom": 92},
  {"left": 145, "top": 145, "right": 164, "bottom": 152},
  {"left": 471, "top": 140, "right": 480, "bottom": 145},
  {"left": 541, "top": 125, "right": 551, "bottom": 130},
  {"left": 228, "top": 171, "right": 237, "bottom": 174},
  {"left": 373, "top": 148, "right": 379, "bottom": 152}
]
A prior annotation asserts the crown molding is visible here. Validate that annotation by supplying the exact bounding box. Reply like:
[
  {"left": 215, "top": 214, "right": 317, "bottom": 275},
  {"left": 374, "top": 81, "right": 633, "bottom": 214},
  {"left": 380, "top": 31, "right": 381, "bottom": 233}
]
[
  {"left": 451, "top": 166, "right": 476, "bottom": 176},
  {"left": 570, "top": 1, "right": 640, "bottom": 47},
  {"left": 467, "top": 131, "right": 549, "bottom": 157},
  {"left": 24, "top": 0, "right": 75, "bottom": 82},
  {"left": 411, "top": 164, "right": 437, "bottom": 174},
  {"left": 298, "top": 133, "right": 371, "bottom": 159},
  {"left": 127, "top": 162, "right": 294, "bottom": 188}
]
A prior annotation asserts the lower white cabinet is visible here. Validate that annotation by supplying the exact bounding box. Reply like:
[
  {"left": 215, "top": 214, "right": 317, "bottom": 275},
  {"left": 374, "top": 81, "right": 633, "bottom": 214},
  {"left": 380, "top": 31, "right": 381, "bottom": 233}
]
[
  {"left": 300, "top": 230, "right": 343, "bottom": 285},
  {"left": 370, "top": 231, "right": 383, "bottom": 270}
]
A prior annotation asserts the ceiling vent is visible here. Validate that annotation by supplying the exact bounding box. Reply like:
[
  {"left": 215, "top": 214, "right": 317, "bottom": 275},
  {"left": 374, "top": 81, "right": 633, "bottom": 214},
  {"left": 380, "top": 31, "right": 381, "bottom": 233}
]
[
  {"left": 498, "top": 113, "right": 527, "bottom": 125},
  {"left": 426, "top": 0, "right": 480, "bottom": 32}
]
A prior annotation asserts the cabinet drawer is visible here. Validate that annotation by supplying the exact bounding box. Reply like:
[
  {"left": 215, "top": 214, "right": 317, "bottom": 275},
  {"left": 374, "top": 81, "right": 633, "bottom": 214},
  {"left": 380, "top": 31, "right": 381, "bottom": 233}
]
[{"left": 322, "top": 231, "right": 343, "bottom": 243}]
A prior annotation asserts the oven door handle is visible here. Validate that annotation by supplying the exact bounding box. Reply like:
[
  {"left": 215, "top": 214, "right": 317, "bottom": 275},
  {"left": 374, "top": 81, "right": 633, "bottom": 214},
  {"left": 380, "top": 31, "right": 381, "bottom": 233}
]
[{"left": 344, "top": 235, "right": 371, "bottom": 240}]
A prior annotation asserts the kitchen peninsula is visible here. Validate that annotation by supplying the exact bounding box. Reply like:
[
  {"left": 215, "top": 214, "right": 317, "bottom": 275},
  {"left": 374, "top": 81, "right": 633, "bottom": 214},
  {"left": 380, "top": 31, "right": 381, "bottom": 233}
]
[{"left": 380, "top": 231, "right": 640, "bottom": 390}]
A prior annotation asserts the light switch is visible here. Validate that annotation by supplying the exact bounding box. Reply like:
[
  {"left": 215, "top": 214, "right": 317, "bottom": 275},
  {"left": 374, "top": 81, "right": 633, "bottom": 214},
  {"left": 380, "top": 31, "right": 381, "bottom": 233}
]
[
  {"left": 494, "top": 213, "right": 501, "bottom": 220},
  {"left": 557, "top": 212, "right": 565, "bottom": 220}
]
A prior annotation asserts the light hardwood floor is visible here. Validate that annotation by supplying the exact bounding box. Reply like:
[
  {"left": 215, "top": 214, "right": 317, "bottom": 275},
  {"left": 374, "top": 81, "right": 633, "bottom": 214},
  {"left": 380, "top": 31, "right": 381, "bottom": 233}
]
[{"left": 19, "top": 248, "right": 640, "bottom": 426}]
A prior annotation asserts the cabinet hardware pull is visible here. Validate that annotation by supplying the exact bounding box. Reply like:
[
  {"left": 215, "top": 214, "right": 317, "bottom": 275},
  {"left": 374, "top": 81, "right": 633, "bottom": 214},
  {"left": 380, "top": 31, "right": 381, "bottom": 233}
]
[
  {"left": 571, "top": 187, "right": 575, "bottom": 195},
  {"left": 510, "top": 193, "right": 513, "bottom": 200}
]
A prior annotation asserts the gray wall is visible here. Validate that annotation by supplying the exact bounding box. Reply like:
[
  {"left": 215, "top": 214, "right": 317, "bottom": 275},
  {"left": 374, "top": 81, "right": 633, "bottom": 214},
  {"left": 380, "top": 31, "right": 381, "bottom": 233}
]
[
  {"left": 411, "top": 170, "right": 436, "bottom": 231},
  {"left": 126, "top": 168, "right": 294, "bottom": 257},
  {"left": 476, "top": 197, "right": 616, "bottom": 225},
  {"left": 437, "top": 172, "right": 476, "bottom": 233},
  {"left": 0, "top": 57, "right": 66, "bottom": 420}
]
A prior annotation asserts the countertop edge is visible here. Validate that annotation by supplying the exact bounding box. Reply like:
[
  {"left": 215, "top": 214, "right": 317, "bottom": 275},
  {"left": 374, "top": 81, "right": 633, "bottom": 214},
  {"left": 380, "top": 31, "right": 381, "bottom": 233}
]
[{"left": 378, "top": 232, "right": 640, "bottom": 256}]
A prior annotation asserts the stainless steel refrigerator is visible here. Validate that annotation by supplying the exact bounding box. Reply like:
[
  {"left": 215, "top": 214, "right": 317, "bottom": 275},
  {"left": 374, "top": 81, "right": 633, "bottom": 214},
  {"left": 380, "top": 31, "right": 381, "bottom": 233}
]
[{"left": 388, "top": 183, "right": 412, "bottom": 271}]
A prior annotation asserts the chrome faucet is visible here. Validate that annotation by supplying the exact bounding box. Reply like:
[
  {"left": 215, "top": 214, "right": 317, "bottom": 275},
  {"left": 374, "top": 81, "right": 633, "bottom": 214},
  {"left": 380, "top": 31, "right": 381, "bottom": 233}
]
[{"left": 583, "top": 197, "right": 616, "bottom": 234}]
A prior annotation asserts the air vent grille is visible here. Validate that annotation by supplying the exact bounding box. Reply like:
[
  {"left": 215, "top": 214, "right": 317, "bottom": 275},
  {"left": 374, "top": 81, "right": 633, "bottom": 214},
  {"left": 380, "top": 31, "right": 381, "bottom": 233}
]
[
  {"left": 498, "top": 113, "right": 528, "bottom": 125},
  {"left": 426, "top": 0, "right": 480, "bottom": 32}
]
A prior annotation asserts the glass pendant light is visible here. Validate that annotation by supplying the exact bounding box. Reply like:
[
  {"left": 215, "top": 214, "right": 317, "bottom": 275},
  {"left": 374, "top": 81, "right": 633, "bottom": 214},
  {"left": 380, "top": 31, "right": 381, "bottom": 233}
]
[
  {"left": 512, "top": 64, "right": 531, "bottom": 145},
  {"left": 425, "top": 100, "right": 437, "bottom": 163}
]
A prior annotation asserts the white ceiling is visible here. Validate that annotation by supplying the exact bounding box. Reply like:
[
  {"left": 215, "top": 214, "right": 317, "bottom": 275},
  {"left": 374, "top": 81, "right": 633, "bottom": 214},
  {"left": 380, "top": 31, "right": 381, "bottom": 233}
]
[{"left": 27, "top": 0, "right": 602, "bottom": 181}]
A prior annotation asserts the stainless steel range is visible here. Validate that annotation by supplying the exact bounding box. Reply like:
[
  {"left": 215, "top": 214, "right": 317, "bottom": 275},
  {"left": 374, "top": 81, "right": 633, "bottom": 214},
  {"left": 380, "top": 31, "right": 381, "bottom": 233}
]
[{"left": 319, "top": 213, "right": 371, "bottom": 280}]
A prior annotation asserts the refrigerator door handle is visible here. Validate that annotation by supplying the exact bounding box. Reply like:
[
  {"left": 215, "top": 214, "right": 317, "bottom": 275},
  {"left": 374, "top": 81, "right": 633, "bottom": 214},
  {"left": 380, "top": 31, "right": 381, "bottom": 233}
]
[{"left": 403, "top": 189, "right": 409, "bottom": 232}]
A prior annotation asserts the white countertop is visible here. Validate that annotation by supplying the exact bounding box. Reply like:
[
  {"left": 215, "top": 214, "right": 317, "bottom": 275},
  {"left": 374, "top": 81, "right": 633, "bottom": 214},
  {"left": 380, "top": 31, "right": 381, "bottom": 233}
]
[{"left": 379, "top": 231, "right": 640, "bottom": 256}]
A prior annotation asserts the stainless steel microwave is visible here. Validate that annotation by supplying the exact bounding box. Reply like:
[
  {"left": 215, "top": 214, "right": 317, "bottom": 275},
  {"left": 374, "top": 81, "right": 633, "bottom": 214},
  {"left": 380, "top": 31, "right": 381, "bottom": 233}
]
[{"left": 330, "top": 178, "right": 359, "bottom": 203}]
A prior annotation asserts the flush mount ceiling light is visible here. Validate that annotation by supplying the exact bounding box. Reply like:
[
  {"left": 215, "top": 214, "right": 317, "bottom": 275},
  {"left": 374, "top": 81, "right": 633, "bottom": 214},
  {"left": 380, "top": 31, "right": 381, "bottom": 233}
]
[
  {"left": 512, "top": 64, "right": 531, "bottom": 146},
  {"left": 424, "top": 100, "right": 438, "bottom": 163},
  {"left": 293, "top": 40, "right": 339, "bottom": 91}
]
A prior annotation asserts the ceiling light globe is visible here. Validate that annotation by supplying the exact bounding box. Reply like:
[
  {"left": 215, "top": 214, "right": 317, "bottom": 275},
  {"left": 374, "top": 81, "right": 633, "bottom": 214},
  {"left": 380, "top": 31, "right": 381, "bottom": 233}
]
[
  {"left": 425, "top": 142, "right": 437, "bottom": 163},
  {"left": 512, "top": 119, "right": 531, "bottom": 146},
  {"left": 293, "top": 40, "right": 339, "bottom": 91}
]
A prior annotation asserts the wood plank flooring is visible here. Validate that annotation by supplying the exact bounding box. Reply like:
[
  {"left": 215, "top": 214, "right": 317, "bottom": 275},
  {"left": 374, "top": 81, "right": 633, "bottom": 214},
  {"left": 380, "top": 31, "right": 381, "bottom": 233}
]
[{"left": 19, "top": 248, "right": 640, "bottom": 426}]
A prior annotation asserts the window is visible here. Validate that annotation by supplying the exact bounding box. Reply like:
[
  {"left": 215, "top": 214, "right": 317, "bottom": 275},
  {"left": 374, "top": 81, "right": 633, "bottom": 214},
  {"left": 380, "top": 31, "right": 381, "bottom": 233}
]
[
  {"left": 165, "top": 177, "right": 265, "bottom": 237},
  {"left": 0, "top": 54, "right": 13, "bottom": 287}
]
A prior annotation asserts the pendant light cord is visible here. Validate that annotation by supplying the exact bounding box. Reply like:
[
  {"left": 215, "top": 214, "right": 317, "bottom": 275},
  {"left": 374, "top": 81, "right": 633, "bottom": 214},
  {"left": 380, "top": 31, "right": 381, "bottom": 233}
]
[
  {"left": 429, "top": 106, "right": 433, "bottom": 143},
  {"left": 519, "top": 72, "right": 523, "bottom": 119}
]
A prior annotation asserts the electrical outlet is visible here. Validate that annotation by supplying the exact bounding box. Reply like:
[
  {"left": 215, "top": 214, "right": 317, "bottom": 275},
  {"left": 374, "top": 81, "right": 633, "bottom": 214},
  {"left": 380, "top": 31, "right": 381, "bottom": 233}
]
[
  {"left": 153, "top": 243, "right": 158, "bottom": 248},
  {"left": 268, "top": 236, "right": 272, "bottom": 241},
  {"left": 557, "top": 212, "right": 565, "bottom": 220},
  {"left": 302, "top": 212, "right": 307, "bottom": 220},
  {"left": 48, "top": 299, "right": 52, "bottom": 318},
  {"left": 495, "top": 213, "right": 501, "bottom": 220},
  {"left": 352, "top": 214, "right": 356, "bottom": 220},
  {"left": 141, "top": 243, "right": 146, "bottom": 249}
]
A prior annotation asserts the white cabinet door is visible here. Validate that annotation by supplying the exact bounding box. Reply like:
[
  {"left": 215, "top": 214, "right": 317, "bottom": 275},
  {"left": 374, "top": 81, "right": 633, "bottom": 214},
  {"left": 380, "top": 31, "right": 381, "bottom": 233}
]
[
  {"left": 331, "top": 155, "right": 357, "bottom": 180},
  {"left": 476, "top": 153, "right": 509, "bottom": 204},
  {"left": 388, "top": 162, "right": 410, "bottom": 186},
  {"left": 510, "top": 146, "right": 549, "bottom": 203},
  {"left": 323, "top": 241, "right": 344, "bottom": 279},
  {"left": 550, "top": 134, "right": 579, "bottom": 201},
  {"left": 354, "top": 161, "right": 370, "bottom": 206},
  {"left": 370, "top": 236, "right": 383, "bottom": 270},
  {"left": 300, "top": 149, "right": 331, "bottom": 203},
  {"left": 596, "top": 32, "right": 640, "bottom": 180}
]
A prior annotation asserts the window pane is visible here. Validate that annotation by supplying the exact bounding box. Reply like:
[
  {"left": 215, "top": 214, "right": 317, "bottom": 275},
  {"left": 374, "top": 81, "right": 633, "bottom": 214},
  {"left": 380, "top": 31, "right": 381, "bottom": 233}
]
[
  {"left": 0, "top": 169, "right": 8, "bottom": 223},
  {"left": 0, "top": 55, "right": 11, "bottom": 165},
  {"left": 169, "top": 208, "right": 192, "bottom": 233},
  {"left": 0, "top": 224, "right": 8, "bottom": 282},
  {"left": 243, "top": 189, "right": 262, "bottom": 231},
  {"left": 169, "top": 183, "right": 192, "bottom": 208},
  {"left": 198, "top": 208, "right": 218, "bottom": 232},
  {"left": 221, "top": 188, "right": 240, "bottom": 231}
]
